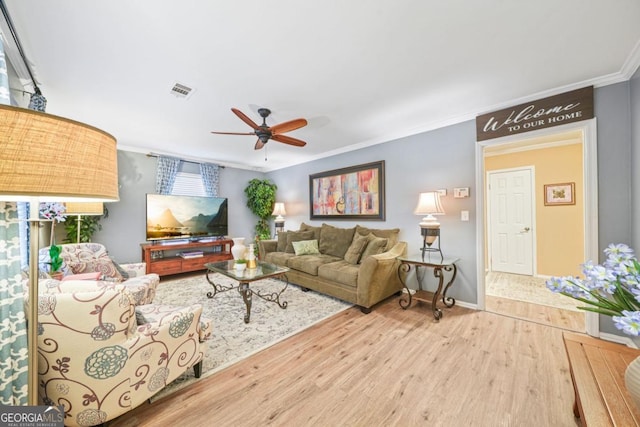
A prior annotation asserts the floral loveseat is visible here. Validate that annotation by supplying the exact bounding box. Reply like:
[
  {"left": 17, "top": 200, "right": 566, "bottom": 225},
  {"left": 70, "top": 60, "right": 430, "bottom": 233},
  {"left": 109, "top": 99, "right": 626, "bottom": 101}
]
[
  {"left": 32, "top": 280, "right": 212, "bottom": 426},
  {"left": 259, "top": 223, "right": 407, "bottom": 313},
  {"left": 38, "top": 242, "right": 159, "bottom": 305}
]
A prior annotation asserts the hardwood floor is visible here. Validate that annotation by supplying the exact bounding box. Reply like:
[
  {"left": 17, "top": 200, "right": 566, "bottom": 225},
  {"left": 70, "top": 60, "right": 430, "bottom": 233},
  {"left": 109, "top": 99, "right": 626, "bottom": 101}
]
[
  {"left": 486, "top": 272, "right": 586, "bottom": 333},
  {"left": 109, "top": 297, "right": 579, "bottom": 427}
]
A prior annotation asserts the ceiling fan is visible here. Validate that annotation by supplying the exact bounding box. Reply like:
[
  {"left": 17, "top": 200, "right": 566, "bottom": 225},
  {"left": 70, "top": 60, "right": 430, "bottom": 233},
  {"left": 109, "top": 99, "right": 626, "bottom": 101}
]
[{"left": 211, "top": 107, "right": 308, "bottom": 150}]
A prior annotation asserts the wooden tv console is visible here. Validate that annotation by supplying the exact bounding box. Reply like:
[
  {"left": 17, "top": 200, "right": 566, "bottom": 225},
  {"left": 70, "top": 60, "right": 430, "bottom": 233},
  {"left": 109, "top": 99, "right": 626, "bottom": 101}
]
[{"left": 141, "top": 239, "right": 233, "bottom": 277}]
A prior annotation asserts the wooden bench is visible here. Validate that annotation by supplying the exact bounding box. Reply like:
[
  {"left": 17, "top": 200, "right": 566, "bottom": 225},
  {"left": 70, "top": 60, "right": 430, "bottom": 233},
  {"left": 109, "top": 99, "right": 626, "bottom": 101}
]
[{"left": 563, "top": 332, "right": 640, "bottom": 426}]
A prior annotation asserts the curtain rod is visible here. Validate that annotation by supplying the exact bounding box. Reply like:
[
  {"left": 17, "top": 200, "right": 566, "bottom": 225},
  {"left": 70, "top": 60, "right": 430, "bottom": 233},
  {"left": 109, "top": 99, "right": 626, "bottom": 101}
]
[{"left": 146, "top": 153, "right": 225, "bottom": 168}]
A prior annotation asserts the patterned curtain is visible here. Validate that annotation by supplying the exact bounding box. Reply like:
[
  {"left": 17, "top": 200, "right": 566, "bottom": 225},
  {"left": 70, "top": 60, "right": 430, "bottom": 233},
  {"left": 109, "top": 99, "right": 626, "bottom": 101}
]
[
  {"left": 155, "top": 156, "right": 181, "bottom": 195},
  {"left": 0, "top": 204, "right": 28, "bottom": 405},
  {"left": 199, "top": 163, "right": 220, "bottom": 197},
  {"left": 0, "top": 35, "right": 28, "bottom": 405}
]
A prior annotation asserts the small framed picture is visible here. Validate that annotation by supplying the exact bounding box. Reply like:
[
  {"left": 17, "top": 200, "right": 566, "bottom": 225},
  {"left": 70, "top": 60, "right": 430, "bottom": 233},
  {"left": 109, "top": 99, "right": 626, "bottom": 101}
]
[{"left": 544, "top": 182, "right": 575, "bottom": 206}]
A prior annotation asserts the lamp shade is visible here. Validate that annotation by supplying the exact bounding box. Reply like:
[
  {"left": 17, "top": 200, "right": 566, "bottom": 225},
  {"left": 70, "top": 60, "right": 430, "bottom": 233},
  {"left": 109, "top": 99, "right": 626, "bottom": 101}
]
[
  {"left": 0, "top": 104, "right": 119, "bottom": 405},
  {"left": 64, "top": 202, "right": 104, "bottom": 216},
  {"left": 0, "top": 105, "right": 119, "bottom": 202},
  {"left": 272, "top": 202, "right": 286, "bottom": 217},
  {"left": 414, "top": 192, "right": 445, "bottom": 216}
]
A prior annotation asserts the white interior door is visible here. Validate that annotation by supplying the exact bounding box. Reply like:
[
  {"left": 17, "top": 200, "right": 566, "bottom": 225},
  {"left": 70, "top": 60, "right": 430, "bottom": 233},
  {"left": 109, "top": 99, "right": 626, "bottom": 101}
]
[{"left": 489, "top": 168, "right": 534, "bottom": 275}]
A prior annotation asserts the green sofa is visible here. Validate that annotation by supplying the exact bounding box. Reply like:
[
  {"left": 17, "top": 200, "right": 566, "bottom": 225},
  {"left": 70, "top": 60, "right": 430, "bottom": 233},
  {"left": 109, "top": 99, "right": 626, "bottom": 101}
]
[{"left": 258, "top": 223, "right": 407, "bottom": 313}]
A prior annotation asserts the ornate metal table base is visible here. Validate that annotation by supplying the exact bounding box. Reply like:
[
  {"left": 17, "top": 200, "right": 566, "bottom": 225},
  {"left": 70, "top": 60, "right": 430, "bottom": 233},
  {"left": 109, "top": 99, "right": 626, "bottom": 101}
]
[
  {"left": 206, "top": 270, "right": 289, "bottom": 323},
  {"left": 398, "top": 256, "right": 458, "bottom": 321}
]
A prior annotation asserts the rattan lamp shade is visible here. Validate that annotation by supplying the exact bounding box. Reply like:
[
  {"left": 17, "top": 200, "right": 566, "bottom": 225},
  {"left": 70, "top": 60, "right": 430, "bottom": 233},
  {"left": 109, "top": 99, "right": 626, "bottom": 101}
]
[
  {"left": 0, "top": 105, "right": 119, "bottom": 201},
  {"left": 0, "top": 104, "right": 119, "bottom": 405},
  {"left": 64, "top": 202, "right": 104, "bottom": 215}
]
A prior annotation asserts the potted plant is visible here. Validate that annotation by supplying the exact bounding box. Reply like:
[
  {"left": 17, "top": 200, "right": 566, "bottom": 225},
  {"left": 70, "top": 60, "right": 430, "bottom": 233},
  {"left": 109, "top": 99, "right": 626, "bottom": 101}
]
[
  {"left": 234, "top": 258, "right": 248, "bottom": 271},
  {"left": 64, "top": 209, "right": 106, "bottom": 243},
  {"left": 546, "top": 243, "right": 640, "bottom": 406},
  {"left": 48, "top": 244, "right": 63, "bottom": 280},
  {"left": 244, "top": 178, "right": 277, "bottom": 241}
]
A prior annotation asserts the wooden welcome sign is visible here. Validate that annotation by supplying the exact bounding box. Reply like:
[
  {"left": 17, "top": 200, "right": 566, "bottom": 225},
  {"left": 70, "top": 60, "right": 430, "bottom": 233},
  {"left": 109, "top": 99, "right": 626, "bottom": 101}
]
[{"left": 476, "top": 86, "right": 593, "bottom": 141}]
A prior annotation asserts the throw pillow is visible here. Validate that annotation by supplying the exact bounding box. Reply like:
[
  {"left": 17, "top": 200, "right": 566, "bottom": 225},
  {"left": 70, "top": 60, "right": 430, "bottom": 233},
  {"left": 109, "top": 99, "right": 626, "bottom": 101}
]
[
  {"left": 356, "top": 225, "right": 400, "bottom": 251},
  {"left": 299, "top": 222, "right": 322, "bottom": 241},
  {"left": 344, "top": 233, "right": 370, "bottom": 265},
  {"left": 70, "top": 258, "right": 124, "bottom": 282},
  {"left": 61, "top": 272, "right": 102, "bottom": 281},
  {"left": 285, "top": 231, "right": 315, "bottom": 253},
  {"left": 359, "top": 234, "right": 388, "bottom": 263},
  {"left": 276, "top": 231, "right": 289, "bottom": 252},
  {"left": 319, "top": 224, "right": 356, "bottom": 258},
  {"left": 111, "top": 257, "right": 131, "bottom": 280},
  {"left": 291, "top": 239, "right": 321, "bottom": 256}
]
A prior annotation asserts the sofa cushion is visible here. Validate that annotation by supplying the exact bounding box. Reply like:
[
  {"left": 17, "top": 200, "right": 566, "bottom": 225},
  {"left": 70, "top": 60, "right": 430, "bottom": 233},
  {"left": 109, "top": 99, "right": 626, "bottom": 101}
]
[
  {"left": 285, "top": 231, "right": 315, "bottom": 253},
  {"left": 299, "top": 222, "right": 322, "bottom": 241},
  {"left": 359, "top": 234, "right": 388, "bottom": 262},
  {"left": 343, "top": 232, "right": 370, "bottom": 265},
  {"left": 69, "top": 257, "right": 124, "bottom": 282},
  {"left": 318, "top": 260, "right": 359, "bottom": 288},
  {"left": 264, "top": 251, "right": 296, "bottom": 266},
  {"left": 276, "top": 231, "right": 289, "bottom": 252},
  {"left": 319, "top": 224, "right": 355, "bottom": 258},
  {"left": 355, "top": 225, "right": 400, "bottom": 251},
  {"left": 292, "top": 239, "right": 320, "bottom": 255},
  {"left": 287, "top": 254, "right": 341, "bottom": 276}
]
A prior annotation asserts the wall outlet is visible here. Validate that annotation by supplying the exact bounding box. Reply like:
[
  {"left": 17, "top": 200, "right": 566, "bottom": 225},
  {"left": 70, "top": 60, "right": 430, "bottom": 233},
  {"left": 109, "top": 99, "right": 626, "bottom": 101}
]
[{"left": 461, "top": 210, "right": 469, "bottom": 221}]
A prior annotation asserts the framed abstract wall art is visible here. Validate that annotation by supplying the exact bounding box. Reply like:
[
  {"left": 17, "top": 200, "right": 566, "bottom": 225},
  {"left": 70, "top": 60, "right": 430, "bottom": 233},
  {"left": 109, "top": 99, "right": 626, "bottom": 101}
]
[
  {"left": 544, "top": 182, "right": 575, "bottom": 206},
  {"left": 309, "top": 161, "right": 385, "bottom": 220}
]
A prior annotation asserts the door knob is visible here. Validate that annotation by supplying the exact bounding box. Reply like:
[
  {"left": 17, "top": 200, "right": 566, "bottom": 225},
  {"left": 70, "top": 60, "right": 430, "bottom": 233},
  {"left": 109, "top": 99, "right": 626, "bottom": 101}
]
[{"left": 522, "top": 227, "right": 530, "bottom": 232}]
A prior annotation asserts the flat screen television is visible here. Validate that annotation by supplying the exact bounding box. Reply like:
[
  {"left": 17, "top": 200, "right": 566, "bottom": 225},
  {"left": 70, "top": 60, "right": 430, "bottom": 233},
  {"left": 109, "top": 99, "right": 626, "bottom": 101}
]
[{"left": 146, "top": 194, "right": 228, "bottom": 241}]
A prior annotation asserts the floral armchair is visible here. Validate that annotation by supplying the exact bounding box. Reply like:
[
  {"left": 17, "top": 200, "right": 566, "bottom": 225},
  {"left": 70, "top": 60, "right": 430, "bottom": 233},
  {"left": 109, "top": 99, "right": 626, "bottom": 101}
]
[
  {"left": 38, "top": 242, "right": 159, "bottom": 304},
  {"left": 34, "top": 280, "right": 212, "bottom": 427}
]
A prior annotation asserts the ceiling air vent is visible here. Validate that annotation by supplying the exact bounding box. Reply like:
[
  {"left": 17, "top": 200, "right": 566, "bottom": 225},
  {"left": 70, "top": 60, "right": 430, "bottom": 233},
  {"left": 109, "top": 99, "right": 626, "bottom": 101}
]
[{"left": 169, "top": 82, "right": 195, "bottom": 100}]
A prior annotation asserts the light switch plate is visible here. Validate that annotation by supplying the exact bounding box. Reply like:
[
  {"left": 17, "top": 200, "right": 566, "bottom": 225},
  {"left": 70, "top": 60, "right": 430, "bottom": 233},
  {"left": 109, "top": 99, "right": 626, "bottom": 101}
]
[
  {"left": 461, "top": 210, "right": 469, "bottom": 221},
  {"left": 454, "top": 187, "right": 470, "bottom": 198},
  {"left": 437, "top": 189, "right": 447, "bottom": 196}
]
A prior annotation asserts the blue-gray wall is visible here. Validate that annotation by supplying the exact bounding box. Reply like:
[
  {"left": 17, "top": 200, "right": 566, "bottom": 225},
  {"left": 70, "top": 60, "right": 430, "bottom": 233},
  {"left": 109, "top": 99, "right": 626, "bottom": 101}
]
[
  {"left": 95, "top": 151, "right": 264, "bottom": 263},
  {"left": 266, "top": 120, "right": 478, "bottom": 304},
  {"left": 99, "top": 81, "right": 637, "bottom": 328}
]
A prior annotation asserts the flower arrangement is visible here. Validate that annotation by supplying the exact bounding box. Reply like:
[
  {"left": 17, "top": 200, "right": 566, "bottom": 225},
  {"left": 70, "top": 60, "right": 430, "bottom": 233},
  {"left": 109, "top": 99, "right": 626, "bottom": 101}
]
[
  {"left": 39, "top": 202, "right": 66, "bottom": 275},
  {"left": 546, "top": 243, "right": 640, "bottom": 336}
]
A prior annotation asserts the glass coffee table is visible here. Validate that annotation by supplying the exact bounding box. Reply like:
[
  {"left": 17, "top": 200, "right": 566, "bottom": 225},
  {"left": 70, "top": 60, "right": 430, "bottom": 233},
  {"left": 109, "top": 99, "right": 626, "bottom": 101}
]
[{"left": 205, "top": 260, "right": 290, "bottom": 323}]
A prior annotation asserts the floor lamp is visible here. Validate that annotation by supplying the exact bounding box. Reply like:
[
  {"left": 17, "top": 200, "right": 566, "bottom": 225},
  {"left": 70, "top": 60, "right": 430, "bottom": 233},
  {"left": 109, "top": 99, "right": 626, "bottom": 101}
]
[
  {"left": 64, "top": 202, "right": 104, "bottom": 242},
  {"left": 0, "top": 105, "right": 119, "bottom": 405}
]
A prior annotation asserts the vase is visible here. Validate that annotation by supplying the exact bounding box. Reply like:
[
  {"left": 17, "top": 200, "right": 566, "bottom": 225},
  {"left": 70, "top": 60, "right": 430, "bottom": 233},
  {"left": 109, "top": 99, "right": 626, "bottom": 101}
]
[
  {"left": 231, "top": 238, "right": 247, "bottom": 260},
  {"left": 247, "top": 243, "right": 257, "bottom": 269},
  {"left": 625, "top": 356, "right": 640, "bottom": 409}
]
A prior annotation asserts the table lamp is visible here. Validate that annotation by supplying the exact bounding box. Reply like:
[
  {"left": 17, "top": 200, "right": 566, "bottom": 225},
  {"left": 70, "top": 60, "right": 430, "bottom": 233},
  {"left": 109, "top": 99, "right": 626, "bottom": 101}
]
[
  {"left": 0, "top": 105, "right": 119, "bottom": 405},
  {"left": 272, "top": 202, "right": 286, "bottom": 236},
  {"left": 64, "top": 202, "right": 104, "bottom": 243},
  {"left": 414, "top": 191, "right": 445, "bottom": 259}
]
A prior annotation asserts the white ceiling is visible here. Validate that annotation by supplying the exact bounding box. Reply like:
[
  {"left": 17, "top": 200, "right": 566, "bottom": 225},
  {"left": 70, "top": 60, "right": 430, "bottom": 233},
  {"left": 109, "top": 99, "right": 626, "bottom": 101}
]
[{"left": 4, "top": 1, "right": 640, "bottom": 171}]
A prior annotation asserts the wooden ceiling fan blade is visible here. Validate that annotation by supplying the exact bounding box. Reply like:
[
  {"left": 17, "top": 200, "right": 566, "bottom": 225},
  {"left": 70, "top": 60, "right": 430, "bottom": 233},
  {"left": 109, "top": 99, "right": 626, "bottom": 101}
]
[
  {"left": 270, "top": 118, "right": 308, "bottom": 134},
  {"left": 210, "top": 131, "right": 255, "bottom": 136},
  {"left": 272, "top": 134, "right": 307, "bottom": 147},
  {"left": 254, "top": 139, "right": 266, "bottom": 150},
  {"left": 231, "top": 108, "right": 260, "bottom": 129}
]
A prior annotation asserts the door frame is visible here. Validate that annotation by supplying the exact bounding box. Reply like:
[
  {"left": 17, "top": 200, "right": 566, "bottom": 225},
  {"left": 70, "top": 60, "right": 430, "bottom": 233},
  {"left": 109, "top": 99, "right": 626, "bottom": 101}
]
[
  {"left": 475, "top": 119, "right": 599, "bottom": 336},
  {"left": 486, "top": 166, "right": 536, "bottom": 276}
]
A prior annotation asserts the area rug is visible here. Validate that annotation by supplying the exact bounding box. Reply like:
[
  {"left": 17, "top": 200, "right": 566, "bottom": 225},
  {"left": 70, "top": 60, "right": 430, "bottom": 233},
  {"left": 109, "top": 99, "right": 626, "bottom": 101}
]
[
  {"left": 149, "top": 273, "right": 352, "bottom": 401},
  {"left": 486, "top": 271, "right": 581, "bottom": 312}
]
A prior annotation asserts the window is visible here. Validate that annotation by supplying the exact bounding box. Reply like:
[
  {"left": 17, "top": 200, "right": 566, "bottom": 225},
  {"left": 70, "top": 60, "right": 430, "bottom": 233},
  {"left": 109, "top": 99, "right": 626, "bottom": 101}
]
[{"left": 171, "top": 171, "right": 206, "bottom": 196}]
